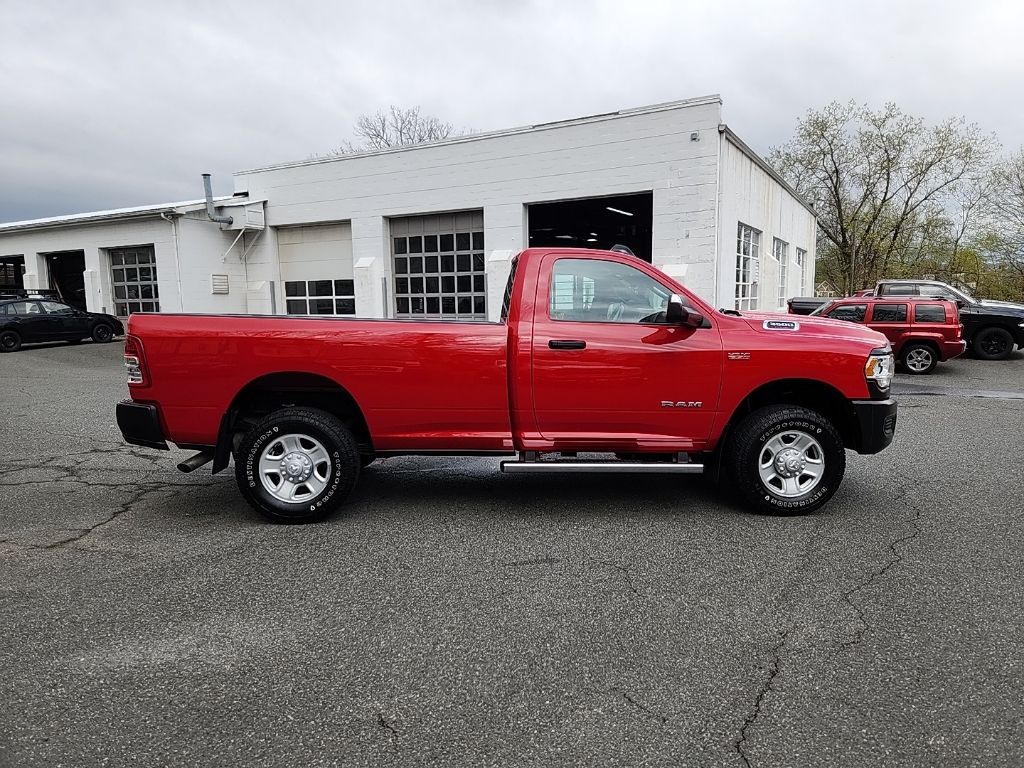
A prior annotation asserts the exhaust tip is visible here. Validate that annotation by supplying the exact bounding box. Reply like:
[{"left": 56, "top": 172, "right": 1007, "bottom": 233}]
[{"left": 177, "top": 451, "right": 213, "bottom": 473}]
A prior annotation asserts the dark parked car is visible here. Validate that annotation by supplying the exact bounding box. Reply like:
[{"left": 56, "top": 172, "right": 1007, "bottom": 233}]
[{"left": 0, "top": 299, "right": 124, "bottom": 352}]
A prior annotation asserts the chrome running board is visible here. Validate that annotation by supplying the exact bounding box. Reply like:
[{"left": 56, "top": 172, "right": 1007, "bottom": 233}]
[{"left": 500, "top": 459, "right": 704, "bottom": 474}]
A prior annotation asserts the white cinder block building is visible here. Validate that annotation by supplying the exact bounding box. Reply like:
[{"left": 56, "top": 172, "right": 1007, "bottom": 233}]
[{"left": 0, "top": 95, "right": 815, "bottom": 321}]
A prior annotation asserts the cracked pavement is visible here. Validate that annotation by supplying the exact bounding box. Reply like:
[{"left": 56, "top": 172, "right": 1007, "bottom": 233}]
[{"left": 1, "top": 342, "right": 1023, "bottom": 767}]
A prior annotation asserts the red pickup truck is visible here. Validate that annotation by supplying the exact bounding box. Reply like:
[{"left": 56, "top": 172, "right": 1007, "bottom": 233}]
[{"left": 117, "top": 248, "right": 898, "bottom": 522}]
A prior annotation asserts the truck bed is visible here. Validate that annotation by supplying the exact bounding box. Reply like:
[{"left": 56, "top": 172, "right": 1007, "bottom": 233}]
[{"left": 128, "top": 313, "right": 514, "bottom": 451}]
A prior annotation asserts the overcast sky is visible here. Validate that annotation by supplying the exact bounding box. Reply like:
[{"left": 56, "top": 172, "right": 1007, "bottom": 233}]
[{"left": 2, "top": 0, "right": 1022, "bottom": 223}]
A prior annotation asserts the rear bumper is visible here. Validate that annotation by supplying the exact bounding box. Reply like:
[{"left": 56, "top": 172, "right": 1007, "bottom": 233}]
[
  {"left": 851, "top": 398, "right": 898, "bottom": 454},
  {"left": 116, "top": 400, "right": 169, "bottom": 450},
  {"left": 940, "top": 339, "right": 967, "bottom": 360}
]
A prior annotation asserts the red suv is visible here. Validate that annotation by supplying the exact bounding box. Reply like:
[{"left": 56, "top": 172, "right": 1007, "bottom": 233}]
[{"left": 811, "top": 297, "right": 966, "bottom": 374}]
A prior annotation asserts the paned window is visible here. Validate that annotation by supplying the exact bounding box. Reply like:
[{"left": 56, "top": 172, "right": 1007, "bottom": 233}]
[
  {"left": 735, "top": 223, "right": 761, "bottom": 311},
  {"left": 795, "top": 248, "right": 807, "bottom": 295},
  {"left": 284, "top": 279, "right": 356, "bottom": 315},
  {"left": 392, "top": 213, "right": 486, "bottom": 319},
  {"left": 773, "top": 238, "right": 789, "bottom": 309},
  {"left": 110, "top": 246, "right": 159, "bottom": 316}
]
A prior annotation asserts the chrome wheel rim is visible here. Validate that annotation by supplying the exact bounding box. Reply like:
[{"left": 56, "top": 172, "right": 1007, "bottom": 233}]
[
  {"left": 258, "top": 433, "right": 332, "bottom": 504},
  {"left": 906, "top": 348, "right": 933, "bottom": 372},
  {"left": 758, "top": 430, "right": 825, "bottom": 498}
]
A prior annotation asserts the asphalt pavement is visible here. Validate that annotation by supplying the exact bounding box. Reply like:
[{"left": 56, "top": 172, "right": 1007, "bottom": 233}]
[{"left": 1, "top": 340, "right": 1022, "bottom": 767}]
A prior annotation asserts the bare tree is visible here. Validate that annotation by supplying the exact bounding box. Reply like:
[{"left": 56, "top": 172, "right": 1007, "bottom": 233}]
[
  {"left": 328, "top": 105, "right": 463, "bottom": 156},
  {"left": 768, "top": 102, "right": 998, "bottom": 294}
]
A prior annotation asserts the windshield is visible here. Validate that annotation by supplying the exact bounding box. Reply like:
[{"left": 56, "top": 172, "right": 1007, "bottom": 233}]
[{"left": 924, "top": 284, "right": 974, "bottom": 303}]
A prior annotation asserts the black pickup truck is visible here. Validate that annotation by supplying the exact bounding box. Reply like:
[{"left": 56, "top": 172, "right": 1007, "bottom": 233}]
[{"left": 790, "top": 279, "right": 1024, "bottom": 360}]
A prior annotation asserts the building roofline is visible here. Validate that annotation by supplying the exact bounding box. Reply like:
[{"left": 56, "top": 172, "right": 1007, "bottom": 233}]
[
  {"left": 236, "top": 94, "right": 724, "bottom": 175},
  {"left": 0, "top": 194, "right": 246, "bottom": 234},
  {"left": 717, "top": 124, "right": 816, "bottom": 217}
]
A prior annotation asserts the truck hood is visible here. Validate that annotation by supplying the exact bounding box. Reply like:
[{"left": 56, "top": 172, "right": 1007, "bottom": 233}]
[
  {"left": 977, "top": 299, "right": 1024, "bottom": 314},
  {"left": 737, "top": 312, "right": 891, "bottom": 350}
]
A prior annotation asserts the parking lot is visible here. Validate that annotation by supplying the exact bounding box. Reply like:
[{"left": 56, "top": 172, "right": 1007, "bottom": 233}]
[{"left": 1, "top": 341, "right": 1022, "bottom": 767}]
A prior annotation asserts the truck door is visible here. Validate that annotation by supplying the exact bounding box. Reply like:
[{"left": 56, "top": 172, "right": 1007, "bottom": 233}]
[{"left": 530, "top": 254, "right": 723, "bottom": 448}]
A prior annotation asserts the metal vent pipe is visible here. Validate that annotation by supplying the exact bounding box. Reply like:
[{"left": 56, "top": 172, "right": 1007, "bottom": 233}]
[{"left": 202, "top": 173, "right": 233, "bottom": 226}]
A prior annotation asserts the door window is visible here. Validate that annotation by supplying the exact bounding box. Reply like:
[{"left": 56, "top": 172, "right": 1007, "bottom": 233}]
[
  {"left": 871, "top": 304, "right": 908, "bottom": 323},
  {"left": 8, "top": 301, "right": 42, "bottom": 316},
  {"left": 550, "top": 258, "right": 672, "bottom": 324},
  {"left": 40, "top": 301, "right": 74, "bottom": 315},
  {"left": 826, "top": 303, "right": 867, "bottom": 323}
]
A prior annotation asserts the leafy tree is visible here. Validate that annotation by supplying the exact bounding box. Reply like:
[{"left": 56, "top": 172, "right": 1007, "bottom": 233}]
[
  {"left": 769, "top": 102, "right": 998, "bottom": 294},
  {"left": 982, "top": 149, "right": 1024, "bottom": 292}
]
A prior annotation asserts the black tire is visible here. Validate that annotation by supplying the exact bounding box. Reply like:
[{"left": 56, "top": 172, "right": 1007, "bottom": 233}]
[
  {"left": 900, "top": 343, "right": 938, "bottom": 375},
  {"left": 91, "top": 323, "right": 115, "bottom": 343},
  {"left": 725, "top": 405, "right": 846, "bottom": 516},
  {"left": 972, "top": 327, "right": 1014, "bottom": 361},
  {"left": 0, "top": 330, "right": 21, "bottom": 353},
  {"left": 234, "top": 407, "right": 360, "bottom": 523}
]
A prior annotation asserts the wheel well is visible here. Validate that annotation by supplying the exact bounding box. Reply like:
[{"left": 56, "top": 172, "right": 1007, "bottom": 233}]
[
  {"left": 901, "top": 339, "right": 940, "bottom": 357},
  {"left": 970, "top": 323, "right": 1016, "bottom": 340},
  {"left": 226, "top": 372, "right": 373, "bottom": 453},
  {"left": 720, "top": 379, "right": 861, "bottom": 452}
]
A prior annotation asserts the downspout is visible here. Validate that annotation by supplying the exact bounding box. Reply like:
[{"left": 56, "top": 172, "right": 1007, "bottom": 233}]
[
  {"left": 202, "top": 173, "right": 233, "bottom": 226},
  {"left": 714, "top": 125, "right": 725, "bottom": 308},
  {"left": 159, "top": 212, "right": 185, "bottom": 311}
]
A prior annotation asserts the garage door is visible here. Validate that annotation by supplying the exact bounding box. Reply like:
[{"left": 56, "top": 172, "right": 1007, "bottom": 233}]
[
  {"left": 110, "top": 246, "right": 158, "bottom": 316},
  {"left": 278, "top": 223, "right": 356, "bottom": 316},
  {"left": 391, "top": 211, "right": 485, "bottom": 319}
]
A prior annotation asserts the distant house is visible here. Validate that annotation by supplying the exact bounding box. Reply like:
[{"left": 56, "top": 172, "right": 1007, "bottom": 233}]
[{"left": 815, "top": 280, "right": 840, "bottom": 298}]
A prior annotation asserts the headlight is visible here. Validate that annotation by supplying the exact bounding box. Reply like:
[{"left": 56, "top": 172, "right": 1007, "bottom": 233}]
[{"left": 865, "top": 350, "right": 894, "bottom": 391}]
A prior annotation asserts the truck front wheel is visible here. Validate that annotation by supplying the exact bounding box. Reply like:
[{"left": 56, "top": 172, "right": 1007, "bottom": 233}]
[
  {"left": 725, "top": 405, "right": 846, "bottom": 516},
  {"left": 234, "top": 407, "right": 360, "bottom": 523}
]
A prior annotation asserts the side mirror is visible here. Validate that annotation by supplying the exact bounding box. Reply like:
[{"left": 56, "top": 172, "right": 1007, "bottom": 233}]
[
  {"left": 667, "top": 294, "right": 704, "bottom": 328},
  {"left": 956, "top": 300, "right": 966, "bottom": 309}
]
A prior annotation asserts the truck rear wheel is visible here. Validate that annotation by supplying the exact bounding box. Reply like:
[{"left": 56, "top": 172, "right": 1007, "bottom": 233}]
[
  {"left": 900, "top": 343, "right": 938, "bottom": 374},
  {"left": 725, "top": 405, "right": 845, "bottom": 516},
  {"left": 234, "top": 407, "right": 360, "bottom": 523}
]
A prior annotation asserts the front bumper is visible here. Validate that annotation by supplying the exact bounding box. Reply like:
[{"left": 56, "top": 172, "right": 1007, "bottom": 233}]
[
  {"left": 116, "top": 400, "right": 169, "bottom": 450},
  {"left": 851, "top": 398, "right": 898, "bottom": 454}
]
